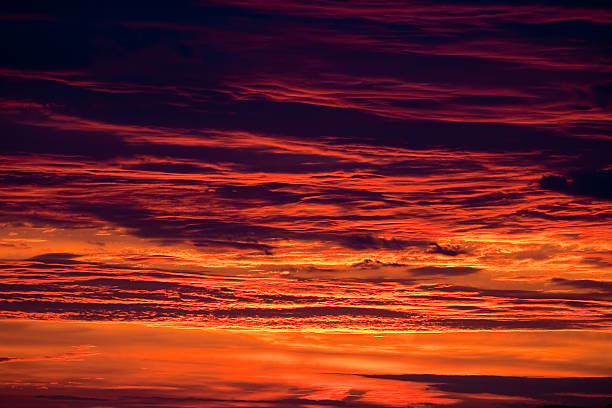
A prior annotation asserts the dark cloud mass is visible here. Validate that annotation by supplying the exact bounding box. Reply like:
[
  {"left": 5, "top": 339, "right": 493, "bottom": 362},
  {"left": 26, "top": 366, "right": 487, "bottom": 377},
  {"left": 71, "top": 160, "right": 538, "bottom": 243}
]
[
  {"left": 551, "top": 277, "right": 612, "bottom": 294},
  {"left": 540, "top": 169, "right": 612, "bottom": 200},
  {"left": 27, "top": 253, "right": 83, "bottom": 264},
  {"left": 360, "top": 374, "right": 612, "bottom": 407},
  {"left": 408, "top": 266, "right": 481, "bottom": 276}
]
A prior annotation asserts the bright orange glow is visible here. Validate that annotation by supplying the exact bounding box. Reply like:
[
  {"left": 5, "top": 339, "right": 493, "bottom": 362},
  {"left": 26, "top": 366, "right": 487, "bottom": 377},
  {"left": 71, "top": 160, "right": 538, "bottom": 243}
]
[{"left": 1, "top": 320, "right": 611, "bottom": 407}]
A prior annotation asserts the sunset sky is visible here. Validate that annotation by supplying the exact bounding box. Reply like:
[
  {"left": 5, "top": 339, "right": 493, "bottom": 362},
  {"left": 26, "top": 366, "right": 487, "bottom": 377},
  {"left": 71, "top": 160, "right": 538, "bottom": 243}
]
[{"left": 1, "top": 1, "right": 611, "bottom": 407}]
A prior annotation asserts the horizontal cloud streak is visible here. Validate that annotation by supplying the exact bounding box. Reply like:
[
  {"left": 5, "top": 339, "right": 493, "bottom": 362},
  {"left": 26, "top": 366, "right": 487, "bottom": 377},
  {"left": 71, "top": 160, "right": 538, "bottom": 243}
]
[{"left": 0, "top": 258, "right": 610, "bottom": 331}]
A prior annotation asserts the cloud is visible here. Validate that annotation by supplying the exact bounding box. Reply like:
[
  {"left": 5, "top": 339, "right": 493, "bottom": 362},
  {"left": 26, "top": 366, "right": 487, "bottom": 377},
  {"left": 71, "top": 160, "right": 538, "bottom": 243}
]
[
  {"left": 592, "top": 82, "right": 612, "bottom": 110},
  {"left": 71, "top": 202, "right": 283, "bottom": 253},
  {"left": 338, "top": 235, "right": 429, "bottom": 251},
  {"left": 551, "top": 278, "right": 612, "bottom": 294},
  {"left": 358, "top": 374, "right": 612, "bottom": 406},
  {"left": 126, "top": 161, "right": 219, "bottom": 174},
  {"left": 27, "top": 253, "right": 83, "bottom": 264},
  {"left": 428, "top": 243, "right": 467, "bottom": 257},
  {"left": 1, "top": 258, "right": 610, "bottom": 331},
  {"left": 351, "top": 259, "right": 407, "bottom": 269},
  {"left": 408, "top": 266, "right": 480, "bottom": 276},
  {"left": 37, "top": 395, "right": 106, "bottom": 401},
  {"left": 35, "top": 393, "right": 392, "bottom": 408},
  {"left": 539, "top": 169, "right": 612, "bottom": 200}
]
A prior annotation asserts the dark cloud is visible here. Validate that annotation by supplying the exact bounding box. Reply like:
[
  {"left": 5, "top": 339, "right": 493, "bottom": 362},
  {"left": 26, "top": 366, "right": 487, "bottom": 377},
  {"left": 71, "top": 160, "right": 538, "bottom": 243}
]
[
  {"left": 212, "top": 184, "right": 303, "bottom": 205},
  {"left": 27, "top": 253, "right": 83, "bottom": 264},
  {"left": 34, "top": 393, "right": 392, "bottom": 408},
  {"left": 126, "top": 162, "right": 219, "bottom": 174},
  {"left": 592, "top": 83, "right": 612, "bottom": 110},
  {"left": 0, "top": 118, "right": 130, "bottom": 160},
  {"left": 338, "top": 235, "right": 429, "bottom": 251},
  {"left": 428, "top": 243, "right": 467, "bottom": 257},
  {"left": 67, "top": 201, "right": 448, "bottom": 254},
  {"left": 2, "top": 0, "right": 612, "bottom": 163},
  {"left": 516, "top": 208, "right": 612, "bottom": 223},
  {"left": 193, "top": 239, "right": 275, "bottom": 254},
  {"left": 408, "top": 266, "right": 480, "bottom": 276},
  {"left": 71, "top": 202, "right": 283, "bottom": 252},
  {"left": 210, "top": 306, "right": 412, "bottom": 319},
  {"left": 37, "top": 395, "right": 106, "bottom": 401},
  {"left": 351, "top": 259, "right": 407, "bottom": 269},
  {"left": 551, "top": 278, "right": 612, "bottom": 294},
  {"left": 539, "top": 169, "right": 612, "bottom": 200},
  {"left": 358, "top": 374, "right": 612, "bottom": 407},
  {"left": 416, "top": 283, "right": 612, "bottom": 302}
]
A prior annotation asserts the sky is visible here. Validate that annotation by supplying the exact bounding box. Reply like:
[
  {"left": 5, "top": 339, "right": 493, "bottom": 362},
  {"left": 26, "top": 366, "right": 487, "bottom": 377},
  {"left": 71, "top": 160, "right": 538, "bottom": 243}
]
[{"left": 0, "top": 1, "right": 611, "bottom": 407}]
